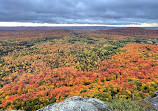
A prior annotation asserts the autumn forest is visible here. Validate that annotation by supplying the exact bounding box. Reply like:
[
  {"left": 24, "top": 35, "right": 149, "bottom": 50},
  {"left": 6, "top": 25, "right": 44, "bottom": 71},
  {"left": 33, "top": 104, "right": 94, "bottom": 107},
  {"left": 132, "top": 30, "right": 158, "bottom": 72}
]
[{"left": 0, "top": 27, "right": 158, "bottom": 110}]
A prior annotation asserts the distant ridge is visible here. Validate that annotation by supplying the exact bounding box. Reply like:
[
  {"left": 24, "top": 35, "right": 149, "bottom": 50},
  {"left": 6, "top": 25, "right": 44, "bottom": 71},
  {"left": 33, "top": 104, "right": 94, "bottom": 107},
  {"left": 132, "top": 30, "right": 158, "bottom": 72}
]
[{"left": 96, "top": 27, "right": 158, "bottom": 36}]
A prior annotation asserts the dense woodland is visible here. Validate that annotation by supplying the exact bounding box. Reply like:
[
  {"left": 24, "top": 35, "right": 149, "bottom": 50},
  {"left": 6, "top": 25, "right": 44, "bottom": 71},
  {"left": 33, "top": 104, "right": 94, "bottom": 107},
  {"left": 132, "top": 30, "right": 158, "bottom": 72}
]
[{"left": 0, "top": 28, "right": 158, "bottom": 110}]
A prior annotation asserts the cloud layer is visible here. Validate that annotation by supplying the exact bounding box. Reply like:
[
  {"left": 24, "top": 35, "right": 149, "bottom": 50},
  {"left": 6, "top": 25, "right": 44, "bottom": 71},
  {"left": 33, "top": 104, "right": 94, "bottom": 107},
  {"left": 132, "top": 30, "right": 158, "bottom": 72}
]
[{"left": 0, "top": 0, "right": 158, "bottom": 25}]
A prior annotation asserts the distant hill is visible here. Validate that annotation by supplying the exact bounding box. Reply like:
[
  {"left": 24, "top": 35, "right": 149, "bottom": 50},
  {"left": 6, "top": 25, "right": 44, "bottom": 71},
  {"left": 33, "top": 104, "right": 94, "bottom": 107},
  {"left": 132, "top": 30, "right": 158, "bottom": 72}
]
[
  {"left": 96, "top": 27, "right": 158, "bottom": 38},
  {"left": 143, "top": 27, "right": 158, "bottom": 30}
]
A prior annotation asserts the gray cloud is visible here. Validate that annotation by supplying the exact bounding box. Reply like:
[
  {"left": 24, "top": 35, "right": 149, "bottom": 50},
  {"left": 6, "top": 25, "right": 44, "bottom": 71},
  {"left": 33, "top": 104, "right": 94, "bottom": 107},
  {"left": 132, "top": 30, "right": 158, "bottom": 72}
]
[{"left": 0, "top": 0, "right": 158, "bottom": 25}]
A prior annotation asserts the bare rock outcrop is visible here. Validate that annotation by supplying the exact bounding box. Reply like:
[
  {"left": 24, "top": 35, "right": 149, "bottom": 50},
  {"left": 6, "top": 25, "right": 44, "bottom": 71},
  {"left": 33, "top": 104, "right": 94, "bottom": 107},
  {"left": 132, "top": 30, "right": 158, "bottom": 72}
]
[{"left": 37, "top": 96, "right": 110, "bottom": 111}]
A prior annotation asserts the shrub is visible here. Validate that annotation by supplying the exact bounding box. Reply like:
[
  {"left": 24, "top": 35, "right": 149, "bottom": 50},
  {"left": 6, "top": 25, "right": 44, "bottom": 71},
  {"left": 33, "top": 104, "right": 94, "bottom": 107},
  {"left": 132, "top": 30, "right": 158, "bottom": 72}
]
[{"left": 107, "top": 98, "right": 144, "bottom": 111}]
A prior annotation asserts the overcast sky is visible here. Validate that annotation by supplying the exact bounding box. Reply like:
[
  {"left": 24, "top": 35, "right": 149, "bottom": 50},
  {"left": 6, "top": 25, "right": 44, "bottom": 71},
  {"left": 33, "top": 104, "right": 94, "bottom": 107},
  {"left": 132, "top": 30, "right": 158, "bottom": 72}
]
[{"left": 0, "top": 0, "right": 158, "bottom": 26}]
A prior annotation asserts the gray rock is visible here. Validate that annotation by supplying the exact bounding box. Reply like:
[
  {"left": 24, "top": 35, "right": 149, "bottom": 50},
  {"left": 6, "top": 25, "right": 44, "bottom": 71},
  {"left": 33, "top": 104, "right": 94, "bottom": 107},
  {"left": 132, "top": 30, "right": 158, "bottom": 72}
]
[
  {"left": 37, "top": 96, "right": 111, "bottom": 111},
  {"left": 145, "top": 90, "right": 158, "bottom": 111}
]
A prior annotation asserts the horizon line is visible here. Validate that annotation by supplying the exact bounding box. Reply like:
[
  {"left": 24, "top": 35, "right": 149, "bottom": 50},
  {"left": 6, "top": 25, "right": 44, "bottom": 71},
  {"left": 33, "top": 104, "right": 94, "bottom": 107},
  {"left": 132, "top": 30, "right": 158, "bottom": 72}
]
[{"left": 0, "top": 22, "right": 158, "bottom": 27}]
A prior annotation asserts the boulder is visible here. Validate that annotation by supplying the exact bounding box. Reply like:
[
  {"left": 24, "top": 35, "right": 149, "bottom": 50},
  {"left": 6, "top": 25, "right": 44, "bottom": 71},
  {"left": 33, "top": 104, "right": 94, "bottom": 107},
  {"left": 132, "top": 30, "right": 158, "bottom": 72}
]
[
  {"left": 37, "top": 96, "right": 111, "bottom": 111},
  {"left": 145, "top": 90, "right": 158, "bottom": 110}
]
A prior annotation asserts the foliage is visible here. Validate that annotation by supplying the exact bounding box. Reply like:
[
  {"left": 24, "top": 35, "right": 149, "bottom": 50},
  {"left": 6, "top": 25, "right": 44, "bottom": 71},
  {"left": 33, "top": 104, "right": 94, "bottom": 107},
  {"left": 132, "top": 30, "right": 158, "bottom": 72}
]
[{"left": 0, "top": 30, "right": 158, "bottom": 110}]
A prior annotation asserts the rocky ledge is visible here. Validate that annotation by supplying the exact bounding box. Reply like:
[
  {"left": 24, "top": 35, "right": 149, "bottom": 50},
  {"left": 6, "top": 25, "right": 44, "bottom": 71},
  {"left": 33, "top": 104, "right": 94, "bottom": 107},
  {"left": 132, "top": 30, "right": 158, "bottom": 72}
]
[{"left": 37, "top": 96, "right": 111, "bottom": 111}]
